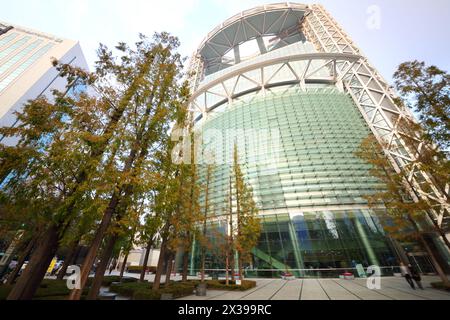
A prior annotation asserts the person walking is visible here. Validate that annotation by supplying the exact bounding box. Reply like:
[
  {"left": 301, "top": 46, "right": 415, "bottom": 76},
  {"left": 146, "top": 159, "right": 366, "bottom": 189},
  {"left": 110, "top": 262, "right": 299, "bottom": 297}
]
[
  {"left": 409, "top": 264, "right": 424, "bottom": 290},
  {"left": 400, "top": 262, "right": 415, "bottom": 290}
]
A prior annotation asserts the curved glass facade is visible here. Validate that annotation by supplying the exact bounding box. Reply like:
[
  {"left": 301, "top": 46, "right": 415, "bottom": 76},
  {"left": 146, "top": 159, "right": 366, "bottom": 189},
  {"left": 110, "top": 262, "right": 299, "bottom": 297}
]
[
  {"left": 184, "top": 4, "right": 410, "bottom": 278},
  {"left": 189, "top": 87, "right": 397, "bottom": 277}
]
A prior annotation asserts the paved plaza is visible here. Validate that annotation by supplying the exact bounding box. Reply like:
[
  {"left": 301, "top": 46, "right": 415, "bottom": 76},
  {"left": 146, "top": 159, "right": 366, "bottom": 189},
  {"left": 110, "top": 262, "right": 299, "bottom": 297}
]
[
  {"left": 178, "top": 276, "right": 450, "bottom": 301},
  {"left": 91, "top": 272, "right": 450, "bottom": 300}
]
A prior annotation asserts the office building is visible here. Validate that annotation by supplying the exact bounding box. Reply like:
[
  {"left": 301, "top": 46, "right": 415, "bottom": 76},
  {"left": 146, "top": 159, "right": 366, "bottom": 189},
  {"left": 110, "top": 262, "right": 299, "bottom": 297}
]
[
  {"left": 0, "top": 21, "right": 88, "bottom": 146},
  {"left": 185, "top": 3, "right": 450, "bottom": 277}
]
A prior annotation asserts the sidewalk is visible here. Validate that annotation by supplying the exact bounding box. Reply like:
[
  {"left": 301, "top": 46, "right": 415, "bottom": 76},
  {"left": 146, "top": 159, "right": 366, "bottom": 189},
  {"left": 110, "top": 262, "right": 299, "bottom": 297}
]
[
  {"left": 67, "top": 272, "right": 450, "bottom": 300},
  {"left": 177, "top": 276, "right": 450, "bottom": 301}
]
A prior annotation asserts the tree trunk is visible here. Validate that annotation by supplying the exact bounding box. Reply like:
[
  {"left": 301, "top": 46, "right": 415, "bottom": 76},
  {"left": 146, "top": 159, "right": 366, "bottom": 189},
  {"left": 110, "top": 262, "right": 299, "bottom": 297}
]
[
  {"left": 68, "top": 192, "right": 119, "bottom": 300},
  {"left": 7, "top": 224, "right": 59, "bottom": 300},
  {"left": 234, "top": 172, "right": 243, "bottom": 281},
  {"left": 407, "top": 215, "right": 450, "bottom": 285},
  {"left": 230, "top": 253, "right": 235, "bottom": 283},
  {"left": 87, "top": 234, "right": 118, "bottom": 300},
  {"left": 56, "top": 240, "right": 80, "bottom": 280},
  {"left": 200, "top": 249, "right": 206, "bottom": 283},
  {"left": 69, "top": 101, "right": 154, "bottom": 299},
  {"left": 5, "top": 237, "right": 35, "bottom": 285},
  {"left": 201, "top": 167, "right": 211, "bottom": 283},
  {"left": 419, "top": 234, "right": 450, "bottom": 285},
  {"left": 120, "top": 252, "right": 129, "bottom": 280},
  {"left": 404, "top": 173, "right": 450, "bottom": 251},
  {"left": 165, "top": 252, "right": 174, "bottom": 285},
  {"left": 152, "top": 239, "right": 167, "bottom": 291},
  {"left": 229, "top": 175, "right": 235, "bottom": 282},
  {"left": 181, "top": 248, "right": 190, "bottom": 282},
  {"left": 73, "top": 245, "right": 83, "bottom": 266},
  {"left": 225, "top": 254, "right": 230, "bottom": 286},
  {"left": 4, "top": 51, "right": 159, "bottom": 299},
  {"left": 436, "top": 227, "right": 450, "bottom": 251},
  {"left": 140, "top": 238, "right": 154, "bottom": 282},
  {"left": 237, "top": 256, "right": 243, "bottom": 281}
]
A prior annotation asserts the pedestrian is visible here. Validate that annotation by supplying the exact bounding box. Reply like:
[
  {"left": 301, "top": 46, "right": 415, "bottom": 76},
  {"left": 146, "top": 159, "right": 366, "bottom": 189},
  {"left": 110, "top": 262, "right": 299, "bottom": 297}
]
[
  {"left": 409, "top": 264, "right": 424, "bottom": 290},
  {"left": 399, "top": 262, "right": 415, "bottom": 290}
]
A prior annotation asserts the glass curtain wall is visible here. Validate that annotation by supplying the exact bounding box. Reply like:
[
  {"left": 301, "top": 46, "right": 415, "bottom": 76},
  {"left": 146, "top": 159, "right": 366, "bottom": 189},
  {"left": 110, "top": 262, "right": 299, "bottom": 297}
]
[{"left": 185, "top": 86, "right": 400, "bottom": 278}]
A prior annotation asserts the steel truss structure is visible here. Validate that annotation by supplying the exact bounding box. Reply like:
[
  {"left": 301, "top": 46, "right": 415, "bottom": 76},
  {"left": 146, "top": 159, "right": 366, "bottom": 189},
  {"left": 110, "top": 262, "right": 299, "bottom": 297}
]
[
  {"left": 190, "top": 52, "right": 361, "bottom": 122},
  {"left": 188, "top": 3, "right": 449, "bottom": 230},
  {"left": 303, "top": 4, "right": 449, "bottom": 229}
]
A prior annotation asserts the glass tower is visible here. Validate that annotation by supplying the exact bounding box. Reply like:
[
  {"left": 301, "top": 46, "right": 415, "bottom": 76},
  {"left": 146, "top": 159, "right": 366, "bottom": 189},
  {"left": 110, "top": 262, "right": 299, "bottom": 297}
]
[{"left": 185, "top": 3, "right": 449, "bottom": 277}]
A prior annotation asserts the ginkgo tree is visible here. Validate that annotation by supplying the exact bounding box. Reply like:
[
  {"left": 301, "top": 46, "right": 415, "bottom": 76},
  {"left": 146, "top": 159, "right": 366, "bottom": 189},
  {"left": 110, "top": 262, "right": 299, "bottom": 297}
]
[
  {"left": 356, "top": 135, "right": 450, "bottom": 286},
  {"left": 232, "top": 143, "right": 261, "bottom": 281},
  {"left": 356, "top": 60, "right": 450, "bottom": 287},
  {"left": 1, "top": 32, "right": 190, "bottom": 300}
]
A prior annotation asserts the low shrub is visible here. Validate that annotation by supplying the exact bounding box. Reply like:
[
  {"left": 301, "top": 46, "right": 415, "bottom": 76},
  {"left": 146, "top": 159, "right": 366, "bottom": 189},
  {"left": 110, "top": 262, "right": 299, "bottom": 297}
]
[
  {"left": 0, "top": 285, "right": 12, "bottom": 300},
  {"left": 85, "top": 275, "right": 138, "bottom": 287},
  {"left": 109, "top": 281, "right": 195, "bottom": 300},
  {"left": 133, "top": 289, "right": 161, "bottom": 300},
  {"left": 110, "top": 282, "right": 150, "bottom": 297},
  {"left": 35, "top": 280, "right": 70, "bottom": 298},
  {"left": 103, "top": 276, "right": 137, "bottom": 286},
  {"left": 127, "top": 266, "right": 157, "bottom": 274},
  {"left": 0, "top": 280, "right": 82, "bottom": 300},
  {"left": 191, "top": 280, "right": 256, "bottom": 291},
  {"left": 133, "top": 282, "right": 195, "bottom": 300},
  {"left": 163, "top": 282, "right": 196, "bottom": 298}
]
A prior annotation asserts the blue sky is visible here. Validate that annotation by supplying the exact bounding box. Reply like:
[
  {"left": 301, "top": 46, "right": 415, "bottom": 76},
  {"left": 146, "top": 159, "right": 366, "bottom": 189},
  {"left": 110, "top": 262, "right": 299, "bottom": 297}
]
[{"left": 1, "top": 0, "right": 449, "bottom": 84}]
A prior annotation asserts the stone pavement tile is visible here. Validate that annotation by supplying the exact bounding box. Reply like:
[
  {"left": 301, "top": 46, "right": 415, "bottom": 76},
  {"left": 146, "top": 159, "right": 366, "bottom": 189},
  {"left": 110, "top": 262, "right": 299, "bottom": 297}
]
[
  {"left": 177, "top": 277, "right": 450, "bottom": 301},
  {"left": 335, "top": 280, "right": 392, "bottom": 300},
  {"left": 317, "top": 279, "right": 360, "bottom": 300},
  {"left": 178, "top": 290, "right": 230, "bottom": 300},
  {"left": 240, "top": 280, "right": 288, "bottom": 300},
  {"left": 271, "top": 280, "right": 302, "bottom": 300},
  {"left": 207, "top": 279, "right": 275, "bottom": 301},
  {"left": 208, "top": 292, "right": 251, "bottom": 301},
  {"left": 300, "top": 279, "right": 329, "bottom": 300},
  {"left": 421, "top": 275, "right": 450, "bottom": 287},
  {"left": 379, "top": 277, "right": 450, "bottom": 300},
  {"left": 353, "top": 279, "right": 425, "bottom": 300}
]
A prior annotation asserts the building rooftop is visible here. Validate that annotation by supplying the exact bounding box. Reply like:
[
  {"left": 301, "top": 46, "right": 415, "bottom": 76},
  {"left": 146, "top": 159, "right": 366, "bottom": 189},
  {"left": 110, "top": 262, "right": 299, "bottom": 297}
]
[{"left": 197, "top": 2, "right": 311, "bottom": 76}]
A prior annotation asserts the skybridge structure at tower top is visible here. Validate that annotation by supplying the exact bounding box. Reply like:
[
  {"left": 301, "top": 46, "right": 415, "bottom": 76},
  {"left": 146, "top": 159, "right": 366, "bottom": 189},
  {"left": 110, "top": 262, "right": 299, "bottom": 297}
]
[
  {"left": 188, "top": 2, "right": 449, "bottom": 230},
  {"left": 198, "top": 3, "right": 310, "bottom": 77},
  {"left": 189, "top": 3, "right": 362, "bottom": 126}
]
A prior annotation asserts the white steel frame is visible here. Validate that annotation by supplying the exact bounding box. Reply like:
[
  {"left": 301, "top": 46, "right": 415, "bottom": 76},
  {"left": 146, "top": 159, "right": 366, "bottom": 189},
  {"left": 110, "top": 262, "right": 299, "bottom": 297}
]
[
  {"left": 303, "top": 4, "right": 449, "bottom": 227},
  {"left": 195, "top": 3, "right": 310, "bottom": 79},
  {"left": 189, "top": 52, "right": 360, "bottom": 123},
  {"left": 189, "top": 3, "right": 449, "bottom": 228}
]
